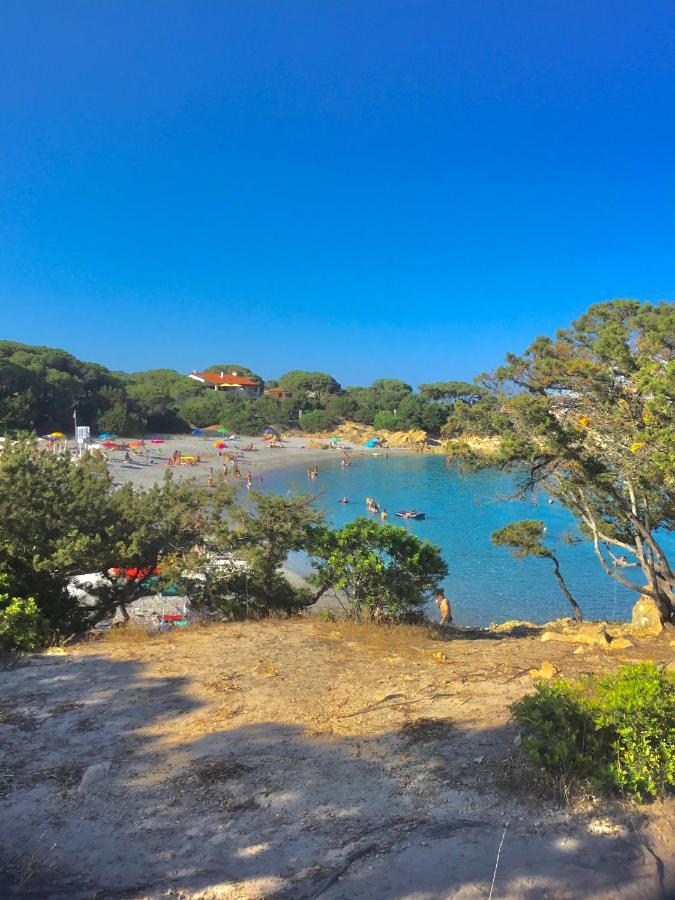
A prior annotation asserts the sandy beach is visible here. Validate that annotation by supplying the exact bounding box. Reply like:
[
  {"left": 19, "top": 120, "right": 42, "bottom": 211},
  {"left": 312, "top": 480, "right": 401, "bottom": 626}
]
[{"left": 104, "top": 432, "right": 412, "bottom": 491}]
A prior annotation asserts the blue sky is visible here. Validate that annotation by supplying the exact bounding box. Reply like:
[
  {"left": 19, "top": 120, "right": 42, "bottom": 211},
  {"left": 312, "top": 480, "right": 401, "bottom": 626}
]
[{"left": 1, "top": 1, "right": 674, "bottom": 386}]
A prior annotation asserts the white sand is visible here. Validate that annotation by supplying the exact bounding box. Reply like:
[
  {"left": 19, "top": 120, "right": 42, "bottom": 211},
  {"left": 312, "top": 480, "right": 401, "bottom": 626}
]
[{"left": 102, "top": 432, "right": 411, "bottom": 491}]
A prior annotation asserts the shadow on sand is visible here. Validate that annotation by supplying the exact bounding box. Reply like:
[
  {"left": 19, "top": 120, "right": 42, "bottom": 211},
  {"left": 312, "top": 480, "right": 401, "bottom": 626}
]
[{"left": 0, "top": 649, "right": 667, "bottom": 899}]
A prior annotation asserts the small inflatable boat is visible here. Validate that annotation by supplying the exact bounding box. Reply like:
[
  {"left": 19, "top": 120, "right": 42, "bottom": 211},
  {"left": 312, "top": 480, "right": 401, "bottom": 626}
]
[{"left": 395, "top": 510, "right": 426, "bottom": 520}]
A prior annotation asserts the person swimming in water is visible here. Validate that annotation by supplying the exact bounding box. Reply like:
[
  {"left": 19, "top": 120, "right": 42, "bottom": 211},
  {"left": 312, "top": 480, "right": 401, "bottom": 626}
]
[{"left": 339, "top": 497, "right": 349, "bottom": 504}]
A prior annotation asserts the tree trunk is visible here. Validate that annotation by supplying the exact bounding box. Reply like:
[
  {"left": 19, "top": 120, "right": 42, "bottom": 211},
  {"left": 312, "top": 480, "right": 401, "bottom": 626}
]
[{"left": 549, "top": 554, "right": 583, "bottom": 621}]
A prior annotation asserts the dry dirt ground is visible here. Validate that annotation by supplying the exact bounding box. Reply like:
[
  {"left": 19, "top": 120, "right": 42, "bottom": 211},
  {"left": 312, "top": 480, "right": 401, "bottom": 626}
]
[{"left": 1, "top": 619, "right": 673, "bottom": 899}]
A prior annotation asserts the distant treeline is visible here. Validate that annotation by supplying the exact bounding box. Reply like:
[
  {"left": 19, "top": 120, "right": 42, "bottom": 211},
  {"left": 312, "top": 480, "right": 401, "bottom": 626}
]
[{"left": 0, "top": 340, "right": 502, "bottom": 436}]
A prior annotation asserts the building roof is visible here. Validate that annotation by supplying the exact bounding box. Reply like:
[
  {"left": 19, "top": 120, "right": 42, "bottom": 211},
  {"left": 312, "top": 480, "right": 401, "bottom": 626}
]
[
  {"left": 190, "top": 371, "right": 258, "bottom": 387},
  {"left": 265, "top": 386, "right": 292, "bottom": 396}
]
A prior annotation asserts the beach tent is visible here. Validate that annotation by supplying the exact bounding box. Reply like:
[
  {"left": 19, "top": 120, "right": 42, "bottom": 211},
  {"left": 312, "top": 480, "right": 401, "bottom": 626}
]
[
  {"left": 191, "top": 428, "right": 202, "bottom": 436},
  {"left": 263, "top": 427, "right": 280, "bottom": 441},
  {"left": 98, "top": 432, "right": 115, "bottom": 439},
  {"left": 217, "top": 426, "right": 228, "bottom": 434},
  {"left": 364, "top": 438, "right": 379, "bottom": 449}
]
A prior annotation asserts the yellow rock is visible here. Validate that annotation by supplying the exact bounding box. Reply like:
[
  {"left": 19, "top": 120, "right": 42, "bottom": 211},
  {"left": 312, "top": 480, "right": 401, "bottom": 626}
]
[
  {"left": 490, "top": 620, "right": 539, "bottom": 633},
  {"left": 529, "top": 660, "right": 558, "bottom": 679},
  {"left": 631, "top": 596, "right": 663, "bottom": 636},
  {"left": 607, "top": 637, "right": 633, "bottom": 651},
  {"left": 541, "top": 627, "right": 610, "bottom": 647}
]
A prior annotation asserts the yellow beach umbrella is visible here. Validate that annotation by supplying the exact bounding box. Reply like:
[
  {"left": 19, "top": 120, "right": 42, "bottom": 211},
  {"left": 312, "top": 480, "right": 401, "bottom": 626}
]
[{"left": 50, "top": 431, "right": 66, "bottom": 438}]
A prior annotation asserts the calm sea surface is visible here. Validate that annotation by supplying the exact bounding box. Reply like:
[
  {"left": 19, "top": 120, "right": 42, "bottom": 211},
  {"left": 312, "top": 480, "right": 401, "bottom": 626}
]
[{"left": 261, "top": 454, "right": 672, "bottom": 627}]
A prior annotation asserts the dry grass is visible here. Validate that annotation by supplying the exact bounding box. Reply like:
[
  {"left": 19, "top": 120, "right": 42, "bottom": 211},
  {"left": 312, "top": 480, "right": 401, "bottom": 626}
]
[
  {"left": 311, "top": 617, "right": 441, "bottom": 658},
  {"left": 98, "top": 624, "right": 158, "bottom": 647},
  {"left": 399, "top": 716, "right": 455, "bottom": 744},
  {"left": 494, "top": 754, "right": 597, "bottom": 809}
]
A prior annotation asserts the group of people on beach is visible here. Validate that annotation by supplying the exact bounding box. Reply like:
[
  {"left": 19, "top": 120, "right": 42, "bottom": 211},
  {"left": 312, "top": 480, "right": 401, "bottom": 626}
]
[{"left": 166, "top": 450, "right": 201, "bottom": 467}]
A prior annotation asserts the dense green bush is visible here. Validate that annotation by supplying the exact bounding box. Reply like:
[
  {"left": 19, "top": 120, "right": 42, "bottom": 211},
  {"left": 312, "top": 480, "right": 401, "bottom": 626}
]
[
  {"left": 373, "top": 410, "right": 400, "bottom": 431},
  {"left": 96, "top": 403, "right": 143, "bottom": 437},
  {"left": 513, "top": 663, "right": 675, "bottom": 800},
  {"left": 298, "top": 409, "right": 337, "bottom": 433},
  {"left": 0, "top": 575, "right": 50, "bottom": 651},
  {"left": 309, "top": 516, "right": 448, "bottom": 620}
]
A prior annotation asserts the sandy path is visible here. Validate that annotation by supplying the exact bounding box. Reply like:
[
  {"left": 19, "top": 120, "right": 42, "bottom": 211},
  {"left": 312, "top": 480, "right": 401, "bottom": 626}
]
[{"left": 1, "top": 619, "right": 672, "bottom": 898}]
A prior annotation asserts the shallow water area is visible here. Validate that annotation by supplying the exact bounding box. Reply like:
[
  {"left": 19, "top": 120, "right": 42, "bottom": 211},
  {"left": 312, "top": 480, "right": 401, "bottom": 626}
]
[{"left": 262, "top": 453, "right": 670, "bottom": 627}]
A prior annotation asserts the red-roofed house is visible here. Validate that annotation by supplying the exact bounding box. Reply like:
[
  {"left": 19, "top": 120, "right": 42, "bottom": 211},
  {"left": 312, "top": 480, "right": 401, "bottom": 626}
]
[
  {"left": 188, "top": 370, "right": 261, "bottom": 398},
  {"left": 264, "top": 386, "right": 293, "bottom": 401}
]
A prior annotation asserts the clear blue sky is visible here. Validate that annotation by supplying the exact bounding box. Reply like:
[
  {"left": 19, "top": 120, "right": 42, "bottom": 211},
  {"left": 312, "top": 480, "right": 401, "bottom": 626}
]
[{"left": 1, "top": 1, "right": 673, "bottom": 386}]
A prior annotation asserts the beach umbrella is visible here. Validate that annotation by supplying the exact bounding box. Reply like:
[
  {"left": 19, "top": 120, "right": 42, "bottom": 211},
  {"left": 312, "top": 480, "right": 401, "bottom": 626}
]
[
  {"left": 212, "top": 441, "right": 227, "bottom": 448},
  {"left": 263, "top": 427, "right": 280, "bottom": 436},
  {"left": 50, "top": 431, "right": 66, "bottom": 438},
  {"left": 99, "top": 433, "right": 113, "bottom": 439},
  {"left": 150, "top": 439, "right": 164, "bottom": 444},
  {"left": 192, "top": 428, "right": 202, "bottom": 436},
  {"left": 217, "top": 426, "right": 227, "bottom": 434},
  {"left": 130, "top": 440, "right": 144, "bottom": 448}
]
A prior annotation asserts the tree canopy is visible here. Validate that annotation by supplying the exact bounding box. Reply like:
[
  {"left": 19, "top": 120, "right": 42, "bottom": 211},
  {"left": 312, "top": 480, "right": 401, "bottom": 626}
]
[
  {"left": 492, "top": 520, "right": 583, "bottom": 620},
  {"left": 310, "top": 517, "right": 448, "bottom": 620},
  {"left": 277, "top": 370, "right": 342, "bottom": 397},
  {"left": 204, "top": 363, "right": 263, "bottom": 385},
  {"left": 463, "top": 300, "right": 674, "bottom": 621}
]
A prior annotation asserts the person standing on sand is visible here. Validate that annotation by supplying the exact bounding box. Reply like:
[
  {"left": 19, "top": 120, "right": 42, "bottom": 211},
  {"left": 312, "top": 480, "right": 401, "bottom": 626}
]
[
  {"left": 435, "top": 590, "right": 452, "bottom": 625},
  {"left": 207, "top": 468, "right": 214, "bottom": 488}
]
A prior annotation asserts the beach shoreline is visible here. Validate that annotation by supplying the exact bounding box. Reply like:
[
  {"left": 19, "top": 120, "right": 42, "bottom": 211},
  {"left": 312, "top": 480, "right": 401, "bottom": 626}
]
[{"left": 104, "top": 432, "right": 414, "bottom": 491}]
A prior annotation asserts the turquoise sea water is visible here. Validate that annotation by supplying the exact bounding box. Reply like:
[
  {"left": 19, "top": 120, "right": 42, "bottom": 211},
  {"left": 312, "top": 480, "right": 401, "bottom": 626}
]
[{"left": 261, "top": 454, "right": 671, "bottom": 627}]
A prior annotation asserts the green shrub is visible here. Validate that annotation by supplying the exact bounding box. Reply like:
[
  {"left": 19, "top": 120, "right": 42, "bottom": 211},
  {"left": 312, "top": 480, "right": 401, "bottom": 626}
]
[
  {"left": 0, "top": 580, "right": 50, "bottom": 652},
  {"left": 373, "top": 410, "right": 400, "bottom": 431},
  {"left": 298, "top": 409, "right": 337, "bottom": 433},
  {"left": 513, "top": 663, "right": 675, "bottom": 801}
]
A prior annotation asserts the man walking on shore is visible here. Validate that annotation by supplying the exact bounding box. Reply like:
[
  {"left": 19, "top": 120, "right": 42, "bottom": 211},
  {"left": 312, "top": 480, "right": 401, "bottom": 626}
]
[{"left": 435, "top": 590, "right": 452, "bottom": 626}]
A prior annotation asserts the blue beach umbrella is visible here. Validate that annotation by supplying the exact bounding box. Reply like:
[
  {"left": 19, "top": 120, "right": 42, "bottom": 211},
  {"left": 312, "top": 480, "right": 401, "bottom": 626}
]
[{"left": 192, "top": 428, "right": 202, "bottom": 436}]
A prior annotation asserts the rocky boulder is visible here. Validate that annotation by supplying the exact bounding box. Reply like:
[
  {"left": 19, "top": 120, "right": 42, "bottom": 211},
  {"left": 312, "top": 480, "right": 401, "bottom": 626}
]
[
  {"left": 631, "top": 596, "right": 664, "bottom": 636},
  {"left": 541, "top": 623, "right": 611, "bottom": 647}
]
